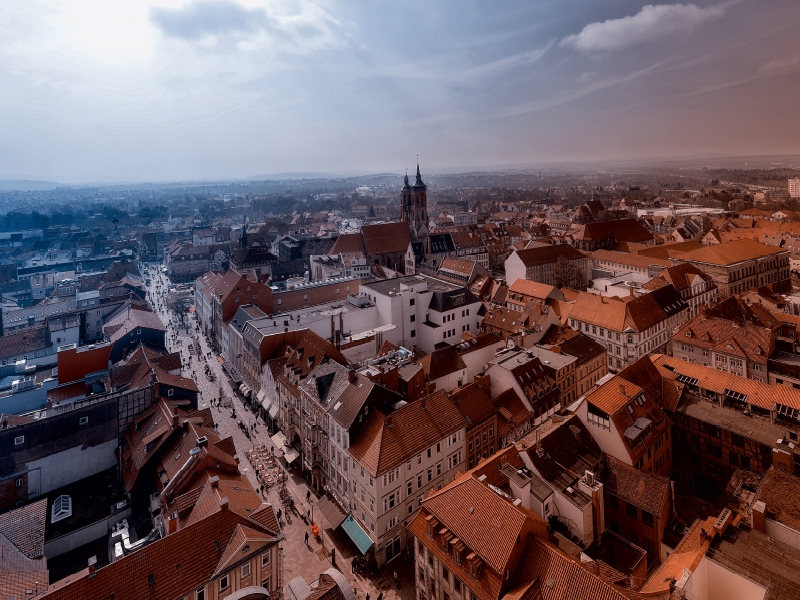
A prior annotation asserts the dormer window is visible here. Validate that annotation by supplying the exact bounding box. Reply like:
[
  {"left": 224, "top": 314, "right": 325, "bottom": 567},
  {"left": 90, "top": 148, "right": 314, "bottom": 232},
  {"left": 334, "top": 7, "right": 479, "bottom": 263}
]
[{"left": 468, "top": 554, "right": 482, "bottom": 580}]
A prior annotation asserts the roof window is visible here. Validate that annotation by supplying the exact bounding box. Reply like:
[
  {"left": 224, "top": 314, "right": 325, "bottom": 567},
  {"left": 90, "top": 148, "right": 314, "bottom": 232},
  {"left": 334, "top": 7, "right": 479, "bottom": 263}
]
[{"left": 52, "top": 495, "right": 72, "bottom": 523}]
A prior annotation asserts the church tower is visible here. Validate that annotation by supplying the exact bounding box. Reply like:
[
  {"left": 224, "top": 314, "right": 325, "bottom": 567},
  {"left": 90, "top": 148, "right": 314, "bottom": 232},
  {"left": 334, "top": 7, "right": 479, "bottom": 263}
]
[
  {"left": 401, "top": 159, "right": 428, "bottom": 241},
  {"left": 400, "top": 169, "right": 412, "bottom": 226}
]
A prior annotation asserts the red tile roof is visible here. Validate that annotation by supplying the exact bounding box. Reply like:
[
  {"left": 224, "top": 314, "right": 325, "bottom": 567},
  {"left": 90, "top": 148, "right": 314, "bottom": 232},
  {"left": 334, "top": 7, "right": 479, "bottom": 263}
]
[{"left": 348, "top": 390, "right": 466, "bottom": 476}]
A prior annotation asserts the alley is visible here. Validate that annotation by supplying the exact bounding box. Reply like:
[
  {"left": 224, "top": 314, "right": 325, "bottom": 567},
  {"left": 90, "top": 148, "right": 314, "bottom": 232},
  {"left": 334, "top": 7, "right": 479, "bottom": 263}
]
[{"left": 144, "top": 264, "right": 415, "bottom": 600}]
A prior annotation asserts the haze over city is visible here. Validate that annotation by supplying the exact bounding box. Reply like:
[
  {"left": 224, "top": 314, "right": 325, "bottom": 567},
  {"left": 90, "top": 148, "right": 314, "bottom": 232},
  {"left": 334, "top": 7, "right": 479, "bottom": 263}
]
[{"left": 2, "top": 0, "right": 800, "bottom": 182}]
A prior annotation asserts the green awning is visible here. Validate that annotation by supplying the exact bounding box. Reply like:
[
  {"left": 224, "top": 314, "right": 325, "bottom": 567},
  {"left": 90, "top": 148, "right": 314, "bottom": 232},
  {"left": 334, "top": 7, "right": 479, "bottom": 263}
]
[{"left": 341, "top": 515, "right": 373, "bottom": 554}]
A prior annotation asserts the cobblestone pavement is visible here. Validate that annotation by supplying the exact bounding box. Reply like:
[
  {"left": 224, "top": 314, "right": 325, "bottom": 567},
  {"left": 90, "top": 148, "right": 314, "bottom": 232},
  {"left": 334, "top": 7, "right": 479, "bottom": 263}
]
[{"left": 145, "top": 267, "right": 416, "bottom": 600}]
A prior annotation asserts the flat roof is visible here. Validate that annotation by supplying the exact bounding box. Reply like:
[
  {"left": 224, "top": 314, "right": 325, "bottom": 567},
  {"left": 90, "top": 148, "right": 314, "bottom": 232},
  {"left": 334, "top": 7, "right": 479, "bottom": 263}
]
[
  {"left": 362, "top": 274, "right": 460, "bottom": 296},
  {"left": 678, "top": 392, "right": 789, "bottom": 449},
  {"left": 709, "top": 525, "right": 800, "bottom": 600}
]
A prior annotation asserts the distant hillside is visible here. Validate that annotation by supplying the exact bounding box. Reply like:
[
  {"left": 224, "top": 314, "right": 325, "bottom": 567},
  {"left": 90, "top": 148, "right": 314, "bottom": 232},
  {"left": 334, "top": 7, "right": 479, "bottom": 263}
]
[{"left": 0, "top": 180, "right": 60, "bottom": 191}]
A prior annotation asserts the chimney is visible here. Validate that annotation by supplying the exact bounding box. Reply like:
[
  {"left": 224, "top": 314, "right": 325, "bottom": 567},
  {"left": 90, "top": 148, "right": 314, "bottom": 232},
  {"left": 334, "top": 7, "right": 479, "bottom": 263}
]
[
  {"left": 752, "top": 500, "right": 766, "bottom": 532},
  {"left": 196, "top": 436, "right": 208, "bottom": 447},
  {"left": 210, "top": 475, "right": 220, "bottom": 489},
  {"left": 619, "top": 384, "right": 626, "bottom": 397},
  {"left": 219, "top": 496, "right": 229, "bottom": 510},
  {"left": 387, "top": 415, "right": 393, "bottom": 428},
  {"left": 88, "top": 556, "right": 97, "bottom": 577},
  {"left": 172, "top": 411, "right": 178, "bottom": 427}
]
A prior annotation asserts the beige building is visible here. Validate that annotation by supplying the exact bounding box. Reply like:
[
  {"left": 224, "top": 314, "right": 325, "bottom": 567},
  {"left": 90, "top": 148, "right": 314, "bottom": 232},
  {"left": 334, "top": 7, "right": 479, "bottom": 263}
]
[{"left": 672, "top": 239, "right": 790, "bottom": 298}]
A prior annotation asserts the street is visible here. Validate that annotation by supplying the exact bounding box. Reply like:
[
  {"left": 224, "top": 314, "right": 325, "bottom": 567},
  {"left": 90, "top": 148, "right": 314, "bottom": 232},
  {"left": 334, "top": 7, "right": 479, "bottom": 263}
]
[{"left": 144, "top": 264, "right": 415, "bottom": 600}]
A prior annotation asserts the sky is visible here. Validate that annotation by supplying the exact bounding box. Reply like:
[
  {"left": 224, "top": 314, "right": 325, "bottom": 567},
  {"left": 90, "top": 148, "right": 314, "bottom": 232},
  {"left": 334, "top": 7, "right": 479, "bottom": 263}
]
[{"left": 0, "top": 0, "right": 799, "bottom": 182}]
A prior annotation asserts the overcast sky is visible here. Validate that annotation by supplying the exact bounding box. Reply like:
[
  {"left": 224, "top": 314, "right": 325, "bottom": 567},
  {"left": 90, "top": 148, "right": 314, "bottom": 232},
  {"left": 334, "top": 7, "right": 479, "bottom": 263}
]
[{"left": 1, "top": 0, "right": 798, "bottom": 182}]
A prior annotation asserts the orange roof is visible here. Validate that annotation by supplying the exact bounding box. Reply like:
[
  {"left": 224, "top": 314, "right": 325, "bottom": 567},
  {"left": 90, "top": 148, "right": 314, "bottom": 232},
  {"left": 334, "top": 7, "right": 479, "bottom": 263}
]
[
  {"left": 676, "top": 238, "right": 786, "bottom": 266},
  {"left": 640, "top": 517, "right": 716, "bottom": 595},
  {"left": 653, "top": 353, "right": 800, "bottom": 411},
  {"left": 584, "top": 376, "right": 644, "bottom": 415},
  {"left": 507, "top": 279, "right": 557, "bottom": 301},
  {"left": 348, "top": 390, "right": 466, "bottom": 476}
]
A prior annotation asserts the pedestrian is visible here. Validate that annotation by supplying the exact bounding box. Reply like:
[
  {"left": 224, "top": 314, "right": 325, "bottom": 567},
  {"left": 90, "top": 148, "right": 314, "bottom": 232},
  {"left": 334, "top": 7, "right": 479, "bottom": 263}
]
[
  {"left": 307, "top": 490, "right": 311, "bottom": 502},
  {"left": 365, "top": 593, "right": 370, "bottom": 600},
  {"left": 304, "top": 531, "right": 309, "bottom": 545},
  {"left": 393, "top": 572, "right": 398, "bottom": 585},
  {"left": 351, "top": 561, "right": 356, "bottom": 574},
  {"left": 376, "top": 593, "right": 383, "bottom": 600}
]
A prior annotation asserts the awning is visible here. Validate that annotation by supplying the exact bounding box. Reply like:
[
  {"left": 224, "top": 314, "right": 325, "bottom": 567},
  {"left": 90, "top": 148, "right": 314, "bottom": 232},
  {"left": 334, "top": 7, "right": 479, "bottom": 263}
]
[
  {"left": 239, "top": 384, "right": 251, "bottom": 398},
  {"left": 341, "top": 515, "right": 373, "bottom": 554},
  {"left": 271, "top": 432, "right": 287, "bottom": 448},
  {"left": 218, "top": 356, "right": 225, "bottom": 365},
  {"left": 283, "top": 447, "right": 300, "bottom": 464},
  {"left": 268, "top": 404, "right": 279, "bottom": 419},
  {"left": 316, "top": 495, "right": 347, "bottom": 529}
]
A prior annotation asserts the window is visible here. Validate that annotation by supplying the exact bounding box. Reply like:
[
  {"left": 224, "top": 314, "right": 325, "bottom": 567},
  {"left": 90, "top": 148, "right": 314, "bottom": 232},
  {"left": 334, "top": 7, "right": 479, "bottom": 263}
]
[
  {"left": 52, "top": 495, "right": 72, "bottom": 523},
  {"left": 411, "top": 330, "right": 416, "bottom": 338},
  {"left": 641, "top": 511, "right": 655, "bottom": 528},
  {"left": 410, "top": 315, "right": 415, "bottom": 322},
  {"left": 410, "top": 298, "right": 415, "bottom": 306},
  {"left": 196, "top": 586, "right": 206, "bottom": 600},
  {"left": 408, "top": 482, "right": 413, "bottom": 495},
  {"left": 167, "top": 389, "right": 174, "bottom": 397},
  {"left": 16, "top": 477, "right": 23, "bottom": 487},
  {"left": 427, "top": 469, "right": 432, "bottom": 482},
  {"left": 242, "top": 562, "right": 251, "bottom": 578},
  {"left": 14, "top": 436, "right": 23, "bottom": 446},
  {"left": 219, "top": 575, "right": 229, "bottom": 590},
  {"left": 625, "top": 502, "right": 638, "bottom": 520},
  {"left": 79, "top": 416, "right": 88, "bottom": 425},
  {"left": 609, "top": 494, "right": 618, "bottom": 510},
  {"left": 442, "top": 566, "right": 449, "bottom": 582},
  {"left": 454, "top": 578, "right": 461, "bottom": 592},
  {"left": 262, "top": 551, "right": 271, "bottom": 566}
]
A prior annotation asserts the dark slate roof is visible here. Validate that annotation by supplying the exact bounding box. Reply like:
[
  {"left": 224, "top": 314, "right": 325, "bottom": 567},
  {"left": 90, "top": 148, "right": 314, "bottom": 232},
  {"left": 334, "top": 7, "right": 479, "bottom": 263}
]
[
  {"left": 428, "top": 288, "right": 480, "bottom": 313},
  {"left": 514, "top": 244, "right": 586, "bottom": 267},
  {"left": 428, "top": 233, "right": 456, "bottom": 254}
]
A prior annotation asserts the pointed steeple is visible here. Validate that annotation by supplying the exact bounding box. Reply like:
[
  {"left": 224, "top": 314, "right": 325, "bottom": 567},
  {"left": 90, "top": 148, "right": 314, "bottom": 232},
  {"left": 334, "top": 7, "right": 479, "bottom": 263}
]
[
  {"left": 412, "top": 156, "right": 426, "bottom": 190},
  {"left": 403, "top": 168, "right": 411, "bottom": 190},
  {"left": 240, "top": 215, "right": 248, "bottom": 249}
]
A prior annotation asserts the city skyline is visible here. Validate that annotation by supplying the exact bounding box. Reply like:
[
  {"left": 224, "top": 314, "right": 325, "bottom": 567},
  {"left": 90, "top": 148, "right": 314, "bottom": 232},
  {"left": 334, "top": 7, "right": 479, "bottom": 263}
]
[{"left": 1, "top": 0, "right": 799, "bottom": 182}]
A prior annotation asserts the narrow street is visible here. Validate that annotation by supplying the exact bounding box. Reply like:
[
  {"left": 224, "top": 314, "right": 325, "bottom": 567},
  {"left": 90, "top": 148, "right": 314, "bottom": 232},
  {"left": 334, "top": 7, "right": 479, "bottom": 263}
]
[{"left": 144, "top": 264, "right": 415, "bottom": 600}]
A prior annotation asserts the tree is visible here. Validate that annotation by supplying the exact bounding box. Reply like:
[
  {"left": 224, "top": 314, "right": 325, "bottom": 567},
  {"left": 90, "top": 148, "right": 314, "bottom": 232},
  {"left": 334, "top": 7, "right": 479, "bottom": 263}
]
[{"left": 553, "top": 256, "right": 586, "bottom": 290}]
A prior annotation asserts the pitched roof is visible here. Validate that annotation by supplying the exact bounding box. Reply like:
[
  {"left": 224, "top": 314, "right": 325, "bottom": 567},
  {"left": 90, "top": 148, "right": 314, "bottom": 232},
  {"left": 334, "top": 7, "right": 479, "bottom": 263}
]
[
  {"left": 568, "top": 287, "right": 687, "bottom": 333},
  {"left": 640, "top": 517, "right": 716, "bottom": 595},
  {"left": 361, "top": 222, "right": 412, "bottom": 255},
  {"left": 0, "top": 325, "right": 51, "bottom": 358},
  {"left": 507, "top": 279, "right": 558, "bottom": 301},
  {"left": 574, "top": 219, "right": 654, "bottom": 243},
  {"left": 348, "top": 390, "right": 466, "bottom": 476},
  {"left": 45, "top": 501, "right": 279, "bottom": 600},
  {"left": 0, "top": 498, "right": 46, "bottom": 559},
  {"left": 416, "top": 345, "right": 467, "bottom": 380},
  {"left": 513, "top": 244, "right": 586, "bottom": 267},
  {"left": 654, "top": 353, "right": 800, "bottom": 411},
  {"left": 449, "top": 382, "right": 497, "bottom": 427},
  {"left": 601, "top": 455, "right": 669, "bottom": 516},
  {"left": 416, "top": 473, "right": 547, "bottom": 573},
  {"left": 509, "top": 533, "right": 634, "bottom": 600},
  {"left": 676, "top": 238, "right": 786, "bottom": 266}
]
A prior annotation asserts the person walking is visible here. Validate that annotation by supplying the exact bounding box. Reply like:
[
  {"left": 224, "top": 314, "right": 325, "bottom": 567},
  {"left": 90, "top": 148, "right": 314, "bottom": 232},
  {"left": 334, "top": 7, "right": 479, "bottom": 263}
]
[
  {"left": 376, "top": 592, "right": 383, "bottom": 600},
  {"left": 304, "top": 531, "right": 309, "bottom": 545}
]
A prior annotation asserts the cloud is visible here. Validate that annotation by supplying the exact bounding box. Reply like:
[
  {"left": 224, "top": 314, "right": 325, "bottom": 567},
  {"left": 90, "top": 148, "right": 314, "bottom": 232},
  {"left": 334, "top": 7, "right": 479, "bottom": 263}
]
[
  {"left": 150, "top": 1, "right": 269, "bottom": 40},
  {"left": 560, "top": 3, "right": 726, "bottom": 52}
]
